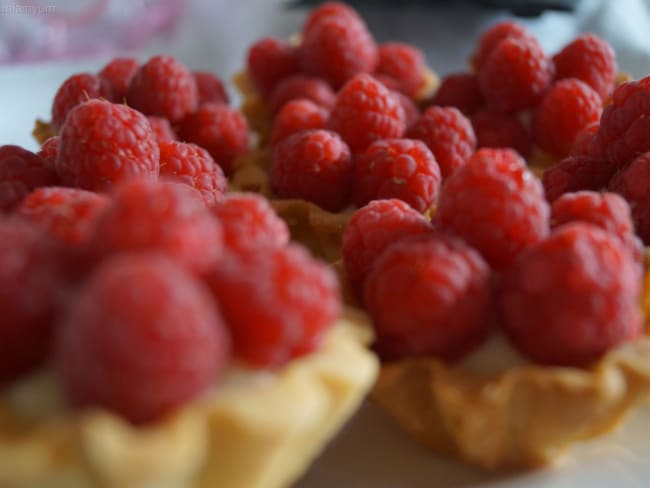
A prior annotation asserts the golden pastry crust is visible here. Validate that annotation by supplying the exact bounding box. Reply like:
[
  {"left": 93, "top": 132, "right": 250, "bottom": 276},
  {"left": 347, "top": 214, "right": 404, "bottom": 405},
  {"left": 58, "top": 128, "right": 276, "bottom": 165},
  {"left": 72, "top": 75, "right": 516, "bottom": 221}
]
[
  {"left": 32, "top": 119, "right": 56, "bottom": 146},
  {"left": 0, "top": 314, "right": 378, "bottom": 488}
]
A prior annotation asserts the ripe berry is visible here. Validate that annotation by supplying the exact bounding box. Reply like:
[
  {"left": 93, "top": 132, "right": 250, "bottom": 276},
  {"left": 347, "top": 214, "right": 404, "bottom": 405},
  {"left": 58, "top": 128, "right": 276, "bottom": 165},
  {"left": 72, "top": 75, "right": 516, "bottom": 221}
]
[
  {"left": 126, "top": 55, "right": 198, "bottom": 123},
  {"left": 270, "top": 129, "right": 353, "bottom": 211},
  {"left": 392, "top": 90, "right": 420, "bottom": 130},
  {"left": 327, "top": 74, "right": 406, "bottom": 153},
  {"left": 268, "top": 74, "right": 336, "bottom": 115},
  {"left": 478, "top": 36, "right": 554, "bottom": 113},
  {"left": 364, "top": 234, "right": 492, "bottom": 362},
  {"left": 500, "top": 223, "right": 642, "bottom": 366},
  {"left": 55, "top": 254, "right": 230, "bottom": 424},
  {"left": 533, "top": 78, "right": 602, "bottom": 157},
  {"left": 91, "top": 178, "right": 223, "bottom": 274},
  {"left": 354, "top": 138, "right": 441, "bottom": 212},
  {"left": 98, "top": 57, "right": 139, "bottom": 103},
  {"left": 302, "top": 1, "right": 360, "bottom": 36},
  {"left": 553, "top": 33, "right": 617, "bottom": 101},
  {"left": 57, "top": 100, "right": 159, "bottom": 191},
  {"left": 178, "top": 102, "right": 249, "bottom": 176},
  {"left": 147, "top": 116, "right": 176, "bottom": 142},
  {"left": 472, "top": 21, "right": 534, "bottom": 71},
  {"left": 51, "top": 73, "right": 110, "bottom": 130},
  {"left": 376, "top": 42, "right": 426, "bottom": 98},
  {"left": 569, "top": 122, "right": 600, "bottom": 157},
  {"left": 158, "top": 140, "right": 227, "bottom": 206},
  {"left": 0, "top": 145, "right": 57, "bottom": 211},
  {"left": 246, "top": 37, "right": 299, "bottom": 98},
  {"left": 471, "top": 110, "right": 531, "bottom": 158},
  {"left": 37, "top": 136, "right": 59, "bottom": 171},
  {"left": 429, "top": 72, "right": 484, "bottom": 115},
  {"left": 408, "top": 106, "right": 476, "bottom": 178},
  {"left": 270, "top": 98, "right": 329, "bottom": 145},
  {"left": 342, "top": 199, "right": 435, "bottom": 295},
  {"left": 436, "top": 148, "right": 550, "bottom": 269},
  {"left": 609, "top": 151, "right": 650, "bottom": 244},
  {"left": 542, "top": 155, "right": 616, "bottom": 203},
  {"left": 205, "top": 244, "right": 340, "bottom": 368},
  {"left": 194, "top": 70, "right": 230, "bottom": 105}
]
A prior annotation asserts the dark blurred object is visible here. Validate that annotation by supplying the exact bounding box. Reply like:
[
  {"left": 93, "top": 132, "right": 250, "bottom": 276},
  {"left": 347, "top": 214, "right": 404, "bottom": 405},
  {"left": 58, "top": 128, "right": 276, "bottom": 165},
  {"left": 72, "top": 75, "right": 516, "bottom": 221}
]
[{"left": 287, "top": 0, "right": 575, "bottom": 17}]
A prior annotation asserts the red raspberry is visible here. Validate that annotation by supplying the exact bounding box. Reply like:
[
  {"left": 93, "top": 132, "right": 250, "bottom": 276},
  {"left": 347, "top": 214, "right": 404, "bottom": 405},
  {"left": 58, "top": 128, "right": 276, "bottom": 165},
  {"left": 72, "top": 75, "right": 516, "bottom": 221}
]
[
  {"left": 268, "top": 74, "right": 336, "bottom": 115},
  {"left": 126, "top": 55, "right": 198, "bottom": 123},
  {"left": 299, "top": 14, "right": 378, "bottom": 88},
  {"left": 472, "top": 21, "right": 534, "bottom": 71},
  {"left": 0, "top": 145, "right": 57, "bottom": 211},
  {"left": 51, "top": 73, "right": 110, "bottom": 130},
  {"left": 55, "top": 254, "right": 230, "bottom": 424},
  {"left": 533, "top": 78, "right": 602, "bottom": 157},
  {"left": 91, "top": 178, "right": 223, "bottom": 274},
  {"left": 327, "top": 74, "right": 406, "bottom": 153},
  {"left": 57, "top": 100, "right": 159, "bottom": 191},
  {"left": 407, "top": 106, "right": 476, "bottom": 178},
  {"left": 270, "top": 129, "right": 353, "bottom": 211},
  {"left": 270, "top": 98, "right": 329, "bottom": 145},
  {"left": 302, "top": 1, "right": 360, "bottom": 36},
  {"left": 0, "top": 218, "right": 66, "bottom": 383},
  {"left": 376, "top": 42, "right": 426, "bottom": 98},
  {"left": 436, "top": 148, "right": 550, "bottom": 269},
  {"left": 37, "top": 136, "right": 59, "bottom": 171},
  {"left": 364, "top": 234, "right": 492, "bottom": 362},
  {"left": 499, "top": 223, "right": 642, "bottom": 366},
  {"left": 595, "top": 76, "right": 650, "bottom": 167},
  {"left": 609, "top": 152, "right": 650, "bottom": 244},
  {"left": 471, "top": 110, "right": 532, "bottom": 158},
  {"left": 478, "top": 36, "right": 554, "bottom": 113},
  {"left": 354, "top": 138, "right": 441, "bottom": 212},
  {"left": 569, "top": 122, "right": 600, "bottom": 157},
  {"left": 16, "top": 187, "right": 110, "bottom": 247},
  {"left": 553, "top": 33, "right": 617, "bottom": 101},
  {"left": 429, "top": 72, "right": 484, "bottom": 115},
  {"left": 391, "top": 90, "right": 420, "bottom": 130},
  {"left": 542, "top": 155, "right": 616, "bottom": 203},
  {"left": 211, "top": 193, "right": 290, "bottom": 253},
  {"left": 158, "top": 141, "right": 227, "bottom": 206},
  {"left": 551, "top": 191, "right": 643, "bottom": 262},
  {"left": 372, "top": 73, "right": 402, "bottom": 92},
  {"left": 98, "top": 57, "right": 139, "bottom": 103},
  {"left": 205, "top": 244, "right": 340, "bottom": 368},
  {"left": 342, "top": 199, "right": 435, "bottom": 295},
  {"left": 178, "top": 102, "right": 249, "bottom": 176},
  {"left": 194, "top": 70, "right": 229, "bottom": 105},
  {"left": 147, "top": 116, "right": 176, "bottom": 142},
  {"left": 246, "top": 37, "right": 299, "bottom": 98}
]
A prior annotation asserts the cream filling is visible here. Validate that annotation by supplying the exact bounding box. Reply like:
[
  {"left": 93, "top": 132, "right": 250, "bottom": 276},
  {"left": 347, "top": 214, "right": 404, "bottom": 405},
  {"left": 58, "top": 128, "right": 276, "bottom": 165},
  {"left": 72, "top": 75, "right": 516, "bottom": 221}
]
[{"left": 458, "top": 332, "right": 529, "bottom": 375}]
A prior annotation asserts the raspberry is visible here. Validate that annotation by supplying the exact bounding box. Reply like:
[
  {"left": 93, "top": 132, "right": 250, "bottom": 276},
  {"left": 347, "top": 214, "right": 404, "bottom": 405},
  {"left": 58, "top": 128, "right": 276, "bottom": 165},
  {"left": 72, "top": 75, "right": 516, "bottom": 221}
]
[
  {"left": 391, "top": 90, "right": 420, "bottom": 130},
  {"left": 327, "top": 74, "right": 406, "bottom": 153},
  {"left": 178, "top": 102, "right": 249, "bottom": 176},
  {"left": 91, "top": 178, "right": 223, "bottom": 274},
  {"left": 270, "top": 98, "right": 329, "bottom": 145},
  {"left": 609, "top": 152, "right": 650, "bottom": 244},
  {"left": 569, "top": 122, "right": 600, "bottom": 157},
  {"left": 553, "top": 33, "right": 617, "bottom": 101},
  {"left": 158, "top": 140, "right": 227, "bottom": 206},
  {"left": 407, "top": 106, "right": 476, "bottom": 178},
  {"left": 299, "top": 14, "right": 378, "bottom": 88},
  {"left": 472, "top": 21, "right": 534, "bottom": 71},
  {"left": 268, "top": 74, "right": 336, "bottom": 115},
  {"left": 499, "top": 223, "right": 642, "bottom": 366},
  {"left": 57, "top": 100, "right": 159, "bottom": 191},
  {"left": 342, "top": 199, "right": 435, "bottom": 295},
  {"left": 0, "top": 145, "right": 57, "bottom": 211},
  {"left": 550, "top": 191, "right": 643, "bottom": 262},
  {"left": 126, "top": 55, "right": 198, "bottom": 123},
  {"left": 37, "top": 136, "right": 59, "bottom": 171},
  {"left": 194, "top": 70, "right": 229, "bottom": 105},
  {"left": 436, "top": 148, "right": 550, "bottom": 269},
  {"left": 354, "top": 138, "right": 441, "bottom": 212},
  {"left": 302, "top": 1, "right": 360, "bottom": 36},
  {"left": 205, "top": 244, "right": 340, "bottom": 367},
  {"left": 376, "top": 42, "right": 426, "bottom": 98},
  {"left": 478, "top": 36, "right": 554, "bottom": 113},
  {"left": 372, "top": 74, "right": 402, "bottom": 92},
  {"left": 270, "top": 129, "right": 353, "bottom": 211},
  {"left": 16, "top": 187, "right": 110, "bottom": 247},
  {"left": 147, "top": 116, "right": 176, "bottom": 142},
  {"left": 55, "top": 254, "right": 230, "bottom": 424},
  {"left": 471, "top": 110, "right": 531, "bottom": 158},
  {"left": 210, "top": 193, "right": 290, "bottom": 253},
  {"left": 98, "top": 57, "right": 139, "bottom": 103},
  {"left": 51, "top": 73, "right": 110, "bottom": 130},
  {"left": 246, "top": 37, "right": 299, "bottom": 98},
  {"left": 595, "top": 76, "right": 650, "bottom": 167},
  {"left": 542, "top": 155, "right": 616, "bottom": 203},
  {"left": 533, "top": 78, "right": 602, "bottom": 157},
  {"left": 364, "top": 234, "right": 492, "bottom": 362},
  {"left": 0, "top": 218, "right": 66, "bottom": 383},
  {"left": 429, "top": 72, "right": 484, "bottom": 115}
]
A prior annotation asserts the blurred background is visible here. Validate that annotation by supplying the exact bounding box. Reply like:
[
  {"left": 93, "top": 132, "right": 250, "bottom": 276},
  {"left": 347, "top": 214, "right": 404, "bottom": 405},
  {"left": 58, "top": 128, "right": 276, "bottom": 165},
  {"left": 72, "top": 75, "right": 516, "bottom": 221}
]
[{"left": 1, "top": 0, "right": 650, "bottom": 149}]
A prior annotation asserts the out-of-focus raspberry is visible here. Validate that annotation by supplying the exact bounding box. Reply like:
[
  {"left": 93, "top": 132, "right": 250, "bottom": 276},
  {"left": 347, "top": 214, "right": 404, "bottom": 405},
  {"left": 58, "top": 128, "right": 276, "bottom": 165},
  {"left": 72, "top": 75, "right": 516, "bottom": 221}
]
[
  {"left": 391, "top": 90, "right": 420, "bottom": 130},
  {"left": 268, "top": 74, "right": 336, "bottom": 115},
  {"left": 37, "top": 136, "right": 59, "bottom": 171},
  {"left": 270, "top": 98, "right": 329, "bottom": 145},
  {"left": 302, "top": 1, "right": 360, "bottom": 36},
  {"left": 246, "top": 37, "right": 299, "bottom": 98},
  {"left": 147, "top": 116, "right": 176, "bottom": 142},
  {"left": 376, "top": 42, "right": 426, "bottom": 98},
  {"left": 51, "top": 73, "right": 111, "bottom": 130},
  {"left": 429, "top": 72, "right": 484, "bottom": 115},
  {"left": 609, "top": 151, "right": 650, "bottom": 244},
  {"left": 542, "top": 155, "right": 616, "bottom": 203},
  {"left": 471, "top": 110, "right": 531, "bottom": 158},
  {"left": 98, "top": 57, "right": 139, "bottom": 103},
  {"left": 193, "top": 70, "right": 230, "bottom": 105},
  {"left": 472, "top": 20, "right": 535, "bottom": 71},
  {"left": 569, "top": 122, "right": 600, "bottom": 157},
  {"left": 0, "top": 145, "right": 57, "bottom": 211}
]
